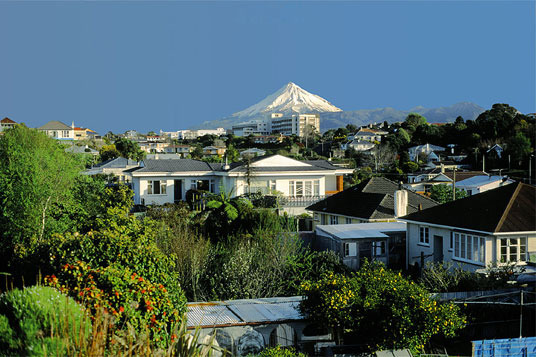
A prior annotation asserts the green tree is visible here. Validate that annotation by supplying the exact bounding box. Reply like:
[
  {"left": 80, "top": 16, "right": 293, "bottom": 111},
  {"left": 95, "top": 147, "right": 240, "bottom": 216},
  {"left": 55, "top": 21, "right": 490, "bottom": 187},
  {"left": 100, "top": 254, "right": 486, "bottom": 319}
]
[
  {"left": 0, "top": 125, "right": 82, "bottom": 259},
  {"left": 114, "top": 137, "right": 145, "bottom": 161},
  {"left": 404, "top": 113, "right": 427, "bottom": 129},
  {"left": 429, "top": 184, "right": 467, "bottom": 204},
  {"left": 506, "top": 132, "right": 531, "bottom": 166},
  {"left": 226, "top": 144, "right": 240, "bottom": 162},
  {"left": 99, "top": 144, "right": 120, "bottom": 161},
  {"left": 300, "top": 261, "right": 465, "bottom": 353}
]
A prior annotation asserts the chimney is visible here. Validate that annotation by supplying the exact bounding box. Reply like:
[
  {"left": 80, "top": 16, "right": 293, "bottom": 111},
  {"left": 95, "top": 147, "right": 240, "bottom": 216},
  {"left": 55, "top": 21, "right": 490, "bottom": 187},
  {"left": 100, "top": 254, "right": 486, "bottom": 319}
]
[
  {"left": 223, "top": 156, "right": 230, "bottom": 170},
  {"left": 394, "top": 189, "right": 408, "bottom": 218},
  {"left": 440, "top": 163, "right": 445, "bottom": 173}
]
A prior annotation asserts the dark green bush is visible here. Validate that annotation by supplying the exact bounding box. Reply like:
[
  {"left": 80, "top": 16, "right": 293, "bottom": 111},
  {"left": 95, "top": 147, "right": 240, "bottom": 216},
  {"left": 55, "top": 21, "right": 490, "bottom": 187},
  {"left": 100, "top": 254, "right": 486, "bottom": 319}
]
[{"left": 0, "top": 285, "right": 90, "bottom": 356}]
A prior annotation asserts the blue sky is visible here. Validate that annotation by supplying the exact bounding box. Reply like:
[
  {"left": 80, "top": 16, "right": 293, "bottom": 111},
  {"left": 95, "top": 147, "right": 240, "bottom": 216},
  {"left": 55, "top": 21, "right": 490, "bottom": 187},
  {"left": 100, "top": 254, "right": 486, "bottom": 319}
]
[{"left": 0, "top": 1, "right": 534, "bottom": 134}]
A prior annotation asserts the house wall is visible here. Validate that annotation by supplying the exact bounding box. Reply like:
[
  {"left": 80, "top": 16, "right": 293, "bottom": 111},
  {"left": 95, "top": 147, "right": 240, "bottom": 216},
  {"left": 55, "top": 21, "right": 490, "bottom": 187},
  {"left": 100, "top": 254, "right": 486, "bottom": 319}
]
[
  {"left": 311, "top": 213, "right": 368, "bottom": 230},
  {"left": 407, "top": 223, "right": 536, "bottom": 272},
  {"left": 135, "top": 175, "right": 220, "bottom": 205},
  {"left": 230, "top": 174, "right": 328, "bottom": 197}
]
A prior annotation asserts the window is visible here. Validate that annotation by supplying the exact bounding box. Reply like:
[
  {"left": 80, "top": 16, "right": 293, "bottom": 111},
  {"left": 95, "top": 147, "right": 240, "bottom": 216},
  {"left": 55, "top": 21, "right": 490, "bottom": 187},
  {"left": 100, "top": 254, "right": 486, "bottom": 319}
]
[
  {"left": 269, "top": 180, "right": 276, "bottom": 193},
  {"left": 330, "top": 215, "right": 339, "bottom": 225},
  {"left": 419, "top": 226, "right": 430, "bottom": 245},
  {"left": 344, "top": 242, "right": 356, "bottom": 257},
  {"left": 147, "top": 180, "right": 167, "bottom": 195},
  {"left": 453, "top": 232, "right": 485, "bottom": 263},
  {"left": 321, "top": 214, "right": 327, "bottom": 225},
  {"left": 62, "top": 130, "right": 70, "bottom": 137},
  {"left": 500, "top": 238, "right": 527, "bottom": 263},
  {"left": 289, "top": 180, "right": 321, "bottom": 197},
  {"left": 191, "top": 179, "right": 214, "bottom": 192},
  {"left": 373, "top": 241, "right": 386, "bottom": 256},
  {"left": 345, "top": 217, "right": 352, "bottom": 224}
]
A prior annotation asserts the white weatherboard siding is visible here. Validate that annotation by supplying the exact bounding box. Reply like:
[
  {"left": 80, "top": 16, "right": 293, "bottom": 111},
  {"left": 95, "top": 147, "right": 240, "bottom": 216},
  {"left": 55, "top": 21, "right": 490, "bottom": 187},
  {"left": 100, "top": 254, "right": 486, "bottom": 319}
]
[
  {"left": 135, "top": 175, "right": 220, "bottom": 205},
  {"left": 407, "top": 223, "right": 536, "bottom": 272}
]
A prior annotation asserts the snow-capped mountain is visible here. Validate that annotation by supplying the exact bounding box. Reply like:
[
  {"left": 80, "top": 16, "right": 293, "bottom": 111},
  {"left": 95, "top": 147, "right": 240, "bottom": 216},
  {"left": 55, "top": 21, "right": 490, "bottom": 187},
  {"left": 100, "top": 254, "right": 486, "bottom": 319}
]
[{"left": 231, "top": 82, "right": 342, "bottom": 119}]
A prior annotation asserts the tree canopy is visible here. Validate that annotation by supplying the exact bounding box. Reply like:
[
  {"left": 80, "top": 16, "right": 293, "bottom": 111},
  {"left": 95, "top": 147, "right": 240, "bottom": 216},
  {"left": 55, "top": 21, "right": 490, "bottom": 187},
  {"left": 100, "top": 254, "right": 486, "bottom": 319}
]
[{"left": 0, "top": 125, "right": 83, "bottom": 258}]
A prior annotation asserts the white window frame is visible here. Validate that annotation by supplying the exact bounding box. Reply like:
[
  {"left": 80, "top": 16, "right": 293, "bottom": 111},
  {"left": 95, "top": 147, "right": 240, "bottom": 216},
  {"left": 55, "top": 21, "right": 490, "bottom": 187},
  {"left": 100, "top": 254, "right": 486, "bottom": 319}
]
[
  {"left": 147, "top": 180, "right": 167, "bottom": 195},
  {"left": 500, "top": 237, "right": 527, "bottom": 263},
  {"left": 345, "top": 217, "right": 352, "bottom": 224},
  {"left": 330, "top": 215, "right": 339, "bottom": 225},
  {"left": 419, "top": 226, "right": 430, "bottom": 245},
  {"left": 453, "top": 232, "right": 485, "bottom": 264},
  {"left": 288, "top": 180, "right": 321, "bottom": 197}
]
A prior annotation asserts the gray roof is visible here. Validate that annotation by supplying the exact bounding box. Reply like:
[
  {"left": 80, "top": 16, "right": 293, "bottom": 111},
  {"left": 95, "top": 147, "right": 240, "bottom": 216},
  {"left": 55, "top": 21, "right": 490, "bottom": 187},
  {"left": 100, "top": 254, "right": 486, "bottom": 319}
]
[
  {"left": 307, "top": 177, "right": 438, "bottom": 220},
  {"left": 65, "top": 145, "right": 98, "bottom": 154},
  {"left": 136, "top": 159, "right": 213, "bottom": 173},
  {"left": 316, "top": 222, "right": 407, "bottom": 240},
  {"left": 38, "top": 120, "right": 72, "bottom": 130},
  {"left": 187, "top": 296, "right": 304, "bottom": 328},
  {"left": 228, "top": 158, "right": 340, "bottom": 173},
  {"left": 92, "top": 157, "right": 139, "bottom": 169}
]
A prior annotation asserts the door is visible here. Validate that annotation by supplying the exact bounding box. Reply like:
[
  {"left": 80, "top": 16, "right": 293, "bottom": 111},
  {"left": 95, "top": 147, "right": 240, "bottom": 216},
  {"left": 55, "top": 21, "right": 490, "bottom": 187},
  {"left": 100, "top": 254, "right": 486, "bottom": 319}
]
[
  {"left": 433, "top": 235, "right": 443, "bottom": 262},
  {"left": 174, "top": 180, "right": 183, "bottom": 203}
]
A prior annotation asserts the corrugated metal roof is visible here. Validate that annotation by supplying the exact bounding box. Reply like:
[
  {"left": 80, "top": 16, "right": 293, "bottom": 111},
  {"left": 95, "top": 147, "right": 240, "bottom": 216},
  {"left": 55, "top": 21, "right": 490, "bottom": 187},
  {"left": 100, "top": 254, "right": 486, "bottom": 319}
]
[{"left": 186, "top": 296, "right": 304, "bottom": 328}]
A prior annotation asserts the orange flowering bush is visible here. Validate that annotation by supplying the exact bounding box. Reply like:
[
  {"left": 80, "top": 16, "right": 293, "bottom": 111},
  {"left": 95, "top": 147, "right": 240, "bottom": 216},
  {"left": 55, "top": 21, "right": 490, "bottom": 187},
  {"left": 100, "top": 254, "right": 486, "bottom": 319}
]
[
  {"left": 299, "top": 261, "right": 466, "bottom": 353},
  {"left": 45, "top": 261, "right": 182, "bottom": 347}
]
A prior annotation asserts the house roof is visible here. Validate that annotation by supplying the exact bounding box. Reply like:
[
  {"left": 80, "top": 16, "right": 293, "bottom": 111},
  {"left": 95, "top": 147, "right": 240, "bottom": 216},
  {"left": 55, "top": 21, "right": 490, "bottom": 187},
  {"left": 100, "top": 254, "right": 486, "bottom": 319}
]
[
  {"left": 400, "top": 182, "right": 535, "bottom": 234},
  {"left": 135, "top": 159, "right": 214, "bottom": 173},
  {"left": 38, "top": 120, "right": 72, "bottom": 130},
  {"left": 1, "top": 117, "right": 16, "bottom": 124},
  {"left": 92, "top": 157, "right": 139, "bottom": 169},
  {"left": 65, "top": 145, "right": 98, "bottom": 154},
  {"left": 316, "top": 222, "right": 407, "bottom": 240},
  {"left": 187, "top": 296, "right": 304, "bottom": 329},
  {"left": 307, "top": 177, "right": 438, "bottom": 220},
  {"left": 456, "top": 175, "right": 512, "bottom": 187}
]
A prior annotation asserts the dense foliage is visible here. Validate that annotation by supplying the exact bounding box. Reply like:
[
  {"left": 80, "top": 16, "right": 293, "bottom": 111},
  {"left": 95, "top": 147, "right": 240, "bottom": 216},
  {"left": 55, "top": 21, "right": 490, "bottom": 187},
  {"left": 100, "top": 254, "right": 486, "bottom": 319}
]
[
  {"left": 0, "top": 286, "right": 90, "bottom": 356},
  {"left": 429, "top": 184, "right": 468, "bottom": 204},
  {"left": 0, "top": 125, "right": 82, "bottom": 261},
  {"left": 300, "top": 261, "right": 465, "bottom": 353}
]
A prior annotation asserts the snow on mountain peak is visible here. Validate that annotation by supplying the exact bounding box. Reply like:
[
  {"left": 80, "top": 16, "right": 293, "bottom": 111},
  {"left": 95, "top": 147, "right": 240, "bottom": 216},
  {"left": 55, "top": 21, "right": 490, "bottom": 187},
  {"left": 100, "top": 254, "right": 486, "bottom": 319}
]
[{"left": 231, "top": 82, "right": 342, "bottom": 119}]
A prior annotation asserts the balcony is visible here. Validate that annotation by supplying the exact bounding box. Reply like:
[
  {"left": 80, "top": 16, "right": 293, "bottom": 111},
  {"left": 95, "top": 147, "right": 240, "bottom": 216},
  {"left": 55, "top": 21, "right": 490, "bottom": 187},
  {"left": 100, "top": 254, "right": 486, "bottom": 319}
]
[{"left": 278, "top": 195, "right": 326, "bottom": 207}]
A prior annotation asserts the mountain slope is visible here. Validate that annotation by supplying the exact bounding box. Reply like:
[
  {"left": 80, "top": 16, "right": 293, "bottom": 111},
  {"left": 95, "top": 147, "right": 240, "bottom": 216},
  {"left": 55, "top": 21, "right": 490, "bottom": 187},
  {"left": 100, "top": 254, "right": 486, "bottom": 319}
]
[{"left": 230, "top": 82, "right": 342, "bottom": 119}]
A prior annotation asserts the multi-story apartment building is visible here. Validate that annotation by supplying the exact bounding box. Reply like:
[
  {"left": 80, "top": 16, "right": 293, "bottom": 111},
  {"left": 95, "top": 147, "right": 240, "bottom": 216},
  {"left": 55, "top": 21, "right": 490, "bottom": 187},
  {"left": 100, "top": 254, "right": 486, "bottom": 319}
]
[{"left": 232, "top": 113, "right": 320, "bottom": 137}]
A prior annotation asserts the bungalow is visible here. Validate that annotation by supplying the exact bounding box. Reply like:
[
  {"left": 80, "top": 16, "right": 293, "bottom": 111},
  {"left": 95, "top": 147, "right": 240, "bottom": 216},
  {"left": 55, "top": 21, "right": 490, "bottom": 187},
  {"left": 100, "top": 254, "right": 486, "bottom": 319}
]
[
  {"left": 164, "top": 144, "right": 192, "bottom": 157},
  {"left": 0, "top": 117, "right": 16, "bottom": 131},
  {"left": 408, "top": 143, "right": 446, "bottom": 162},
  {"left": 405, "top": 169, "right": 487, "bottom": 195},
  {"left": 240, "top": 148, "right": 267, "bottom": 159},
  {"left": 456, "top": 175, "right": 514, "bottom": 196},
  {"left": 130, "top": 155, "right": 353, "bottom": 209},
  {"left": 314, "top": 222, "right": 407, "bottom": 270},
  {"left": 307, "top": 177, "right": 437, "bottom": 229},
  {"left": 203, "top": 146, "right": 226, "bottom": 157},
  {"left": 401, "top": 182, "right": 536, "bottom": 272},
  {"left": 343, "top": 139, "right": 375, "bottom": 152},
  {"left": 38, "top": 120, "right": 75, "bottom": 140}
]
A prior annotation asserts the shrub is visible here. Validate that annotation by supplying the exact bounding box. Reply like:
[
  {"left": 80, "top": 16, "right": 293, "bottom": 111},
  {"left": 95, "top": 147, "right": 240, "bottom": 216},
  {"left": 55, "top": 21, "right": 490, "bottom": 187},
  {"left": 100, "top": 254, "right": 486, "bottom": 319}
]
[
  {"left": 45, "top": 262, "right": 181, "bottom": 347},
  {"left": 300, "top": 261, "right": 466, "bottom": 353},
  {"left": 0, "top": 285, "right": 90, "bottom": 356},
  {"left": 251, "top": 345, "right": 306, "bottom": 357}
]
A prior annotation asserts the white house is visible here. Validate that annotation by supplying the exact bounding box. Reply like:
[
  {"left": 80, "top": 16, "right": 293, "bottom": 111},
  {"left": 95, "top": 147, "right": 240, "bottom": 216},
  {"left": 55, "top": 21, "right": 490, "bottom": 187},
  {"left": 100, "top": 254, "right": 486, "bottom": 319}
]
[
  {"left": 456, "top": 175, "right": 514, "bottom": 196},
  {"left": 401, "top": 182, "right": 536, "bottom": 272},
  {"left": 130, "top": 155, "right": 353, "bottom": 211},
  {"left": 38, "top": 120, "right": 75, "bottom": 140},
  {"left": 408, "top": 143, "right": 446, "bottom": 162},
  {"left": 239, "top": 148, "right": 267, "bottom": 159}
]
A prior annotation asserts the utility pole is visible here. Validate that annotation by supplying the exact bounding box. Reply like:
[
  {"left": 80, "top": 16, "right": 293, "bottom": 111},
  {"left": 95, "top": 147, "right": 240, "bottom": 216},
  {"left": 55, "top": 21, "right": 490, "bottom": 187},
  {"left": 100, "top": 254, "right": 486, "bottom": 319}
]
[
  {"left": 519, "top": 290, "right": 524, "bottom": 338},
  {"left": 452, "top": 168, "right": 457, "bottom": 201}
]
